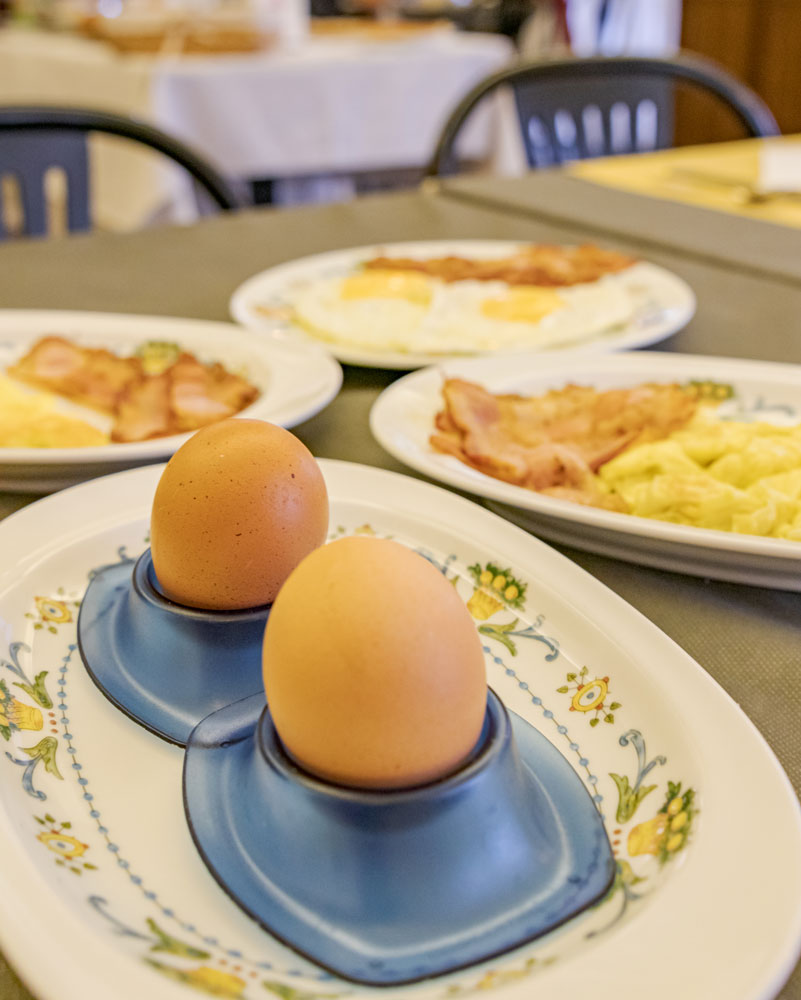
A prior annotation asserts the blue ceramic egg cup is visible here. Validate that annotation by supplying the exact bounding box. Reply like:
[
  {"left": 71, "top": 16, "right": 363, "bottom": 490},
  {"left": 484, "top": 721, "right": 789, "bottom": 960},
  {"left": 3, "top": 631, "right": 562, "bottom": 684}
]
[
  {"left": 183, "top": 688, "right": 616, "bottom": 986},
  {"left": 77, "top": 550, "right": 270, "bottom": 746}
]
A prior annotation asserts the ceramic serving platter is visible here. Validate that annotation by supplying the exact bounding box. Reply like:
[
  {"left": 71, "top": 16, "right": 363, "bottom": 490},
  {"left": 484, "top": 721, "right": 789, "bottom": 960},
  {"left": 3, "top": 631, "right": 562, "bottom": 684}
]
[
  {"left": 0, "top": 460, "right": 799, "bottom": 1000},
  {"left": 228, "top": 240, "right": 696, "bottom": 369},
  {"left": 370, "top": 350, "right": 801, "bottom": 589},
  {"left": 0, "top": 311, "right": 342, "bottom": 492}
]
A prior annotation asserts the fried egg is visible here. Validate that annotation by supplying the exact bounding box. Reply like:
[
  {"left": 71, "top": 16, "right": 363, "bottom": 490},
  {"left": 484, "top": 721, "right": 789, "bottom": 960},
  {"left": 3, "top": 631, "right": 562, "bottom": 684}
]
[{"left": 289, "top": 268, "right": 637, "bottom": 355}]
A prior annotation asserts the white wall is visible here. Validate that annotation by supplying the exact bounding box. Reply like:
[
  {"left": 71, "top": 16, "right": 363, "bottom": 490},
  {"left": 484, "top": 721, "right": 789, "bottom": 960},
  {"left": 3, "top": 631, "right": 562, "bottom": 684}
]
[{"left": 566, "top": 0, "right": 682, "bottom": 56}]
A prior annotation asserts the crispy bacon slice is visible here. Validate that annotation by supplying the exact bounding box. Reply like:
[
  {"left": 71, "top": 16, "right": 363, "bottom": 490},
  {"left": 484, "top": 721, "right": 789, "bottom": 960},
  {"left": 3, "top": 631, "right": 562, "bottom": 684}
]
[
  {"left": 364, "top": 243, "right": 637, "bottom": 287},
  {"left": 168, "top": 353, "right": 259, "bottom": 432},
  {"left": 431, "top": 377, "right": 698, "bottom": 511},
  {"left": 8, "top": 335, "right": 142, "bottom": 413},
  {"left": 9, "top": 337, "right": 261, "bottom": 444},
  {"left": 113, "top": 374, "right": 172, "bottom": 443},
  {"left": 112, "top": 354, "right": 260, "bottom": 441}
]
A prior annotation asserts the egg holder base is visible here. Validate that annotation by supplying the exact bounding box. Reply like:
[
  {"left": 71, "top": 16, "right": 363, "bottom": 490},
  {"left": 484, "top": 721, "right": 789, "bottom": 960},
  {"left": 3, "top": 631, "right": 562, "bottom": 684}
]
[
  {"left": 77, "top": 550, "right": 270, "bottom": 746},
  {"left": 183, "top": 688, "right": 616, "bottom": 986}
]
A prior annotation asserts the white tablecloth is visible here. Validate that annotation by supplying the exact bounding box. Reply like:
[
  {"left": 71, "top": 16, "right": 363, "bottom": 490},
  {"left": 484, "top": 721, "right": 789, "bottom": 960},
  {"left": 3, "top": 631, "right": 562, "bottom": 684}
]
[{"left": 0, "top": 25, "right": 514, "bottom": 228}]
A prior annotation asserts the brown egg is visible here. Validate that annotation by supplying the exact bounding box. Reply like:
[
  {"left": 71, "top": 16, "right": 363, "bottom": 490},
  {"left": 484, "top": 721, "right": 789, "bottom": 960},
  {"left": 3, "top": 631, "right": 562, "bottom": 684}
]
[
  {"left": 150, "top": 419, "right": 329, "bottom": 610},
  {"left": 262, "top": 535, "right": 488, "bottom": 789}
]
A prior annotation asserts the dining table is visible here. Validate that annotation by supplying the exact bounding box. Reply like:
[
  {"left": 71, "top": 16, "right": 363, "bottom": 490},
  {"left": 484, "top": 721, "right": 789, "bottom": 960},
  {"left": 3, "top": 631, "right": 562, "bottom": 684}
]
[
  {"left": 0, "top": 22, "right": 515, "bottom": 226},
  {"left": 0, "top": 160, "right": 800, "bottom": 998}
]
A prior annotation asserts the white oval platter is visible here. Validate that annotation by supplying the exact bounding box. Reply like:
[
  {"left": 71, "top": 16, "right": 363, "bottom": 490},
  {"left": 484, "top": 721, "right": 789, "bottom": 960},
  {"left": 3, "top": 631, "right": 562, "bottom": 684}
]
[
  {"left": 0, "top": 460, "right": 798, "bottom": 1000},
  {"left": 0, "top": 310, "right": 342, "bottom": 492},
  {"left": 370, "top": 350, "right": 801, "bottom": 589},
  {"left": 228, "top": 240, "right": 696, "bottom": 369}
]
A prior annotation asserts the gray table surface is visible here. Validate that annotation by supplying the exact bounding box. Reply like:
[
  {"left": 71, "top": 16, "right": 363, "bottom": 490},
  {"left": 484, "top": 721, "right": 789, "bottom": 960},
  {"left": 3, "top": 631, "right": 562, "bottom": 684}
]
[
  {"left": 433, "top": 170, "right": 801, "bottom": 286},
  {"left": 0, "top": 182, "right": 799, "bottom": 999}
]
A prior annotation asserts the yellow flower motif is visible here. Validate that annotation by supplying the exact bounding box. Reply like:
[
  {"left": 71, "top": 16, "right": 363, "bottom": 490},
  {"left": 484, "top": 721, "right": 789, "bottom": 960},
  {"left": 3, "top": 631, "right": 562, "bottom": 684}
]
[
  {"left": 466, "top": 589, "right": 504, "bottom": 621},
  {"left": 2, "top": 700, "right": 43, "bottom": 732},
  {"left": 34, "top": 597, "right": 72, "bottom": 624},
  {"left": 570, "top": 677, "right": 609, "bottom": 714},
  {"left": 473, "top": 957, "right": 541, "bottom": 990},
  {"left": 468, "top": 563, "right": 527, "bottom": 610},
  {"left": 37, "top": 831, "right": 89, "bottom": 860},
  {"left": 184, "top": 967, "right": 246, "bottom": 997},
  {"left": 666, "top": 795, "right": 684, "bottom": 816},
  {"left": 627, "top": 813, "right": 669, "bottom": 856},
  {"left": 670, "top": 810, "right": 688, "bottom": 831}
]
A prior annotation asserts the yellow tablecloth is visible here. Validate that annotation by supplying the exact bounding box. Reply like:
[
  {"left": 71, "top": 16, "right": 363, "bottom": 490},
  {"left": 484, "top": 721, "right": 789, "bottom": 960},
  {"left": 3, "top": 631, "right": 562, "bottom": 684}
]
[{"left": 567, "top": 136, "right": 801, "bottom": 229}]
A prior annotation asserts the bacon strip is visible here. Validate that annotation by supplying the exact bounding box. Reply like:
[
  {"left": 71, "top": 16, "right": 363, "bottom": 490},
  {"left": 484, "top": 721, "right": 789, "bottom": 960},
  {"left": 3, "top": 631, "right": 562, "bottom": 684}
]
[
  {"left": 113, "top": 374, "right": 172, "bottom": 443},
  {"left": 8, "top": 336, "right": 142, "bottom": 413},
  {"left": 365, "top": 243, "right": 637, "bottom": 287},
  {"left": 167, "top": 354, "right": 259, "bottom": 433},
  {"left": 431, "top": 377, "right": 698, "bottom": 511},
  {"left": 9, "top": 336, "right": 260, "bottom": 444}
]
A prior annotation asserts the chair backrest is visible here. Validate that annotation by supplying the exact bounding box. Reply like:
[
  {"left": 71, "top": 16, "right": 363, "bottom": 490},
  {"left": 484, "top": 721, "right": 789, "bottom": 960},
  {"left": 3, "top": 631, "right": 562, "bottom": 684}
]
[
  {"left": 426, "top": 52, "right": 781, "bottom": 177},
  {"left": 0, "top": 106, "right": 243, "bottom": 238}
]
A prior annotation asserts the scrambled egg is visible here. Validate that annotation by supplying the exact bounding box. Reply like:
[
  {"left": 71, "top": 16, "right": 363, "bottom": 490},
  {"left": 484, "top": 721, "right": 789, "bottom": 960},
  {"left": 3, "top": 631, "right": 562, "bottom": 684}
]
[
  {"left": 0, "top": 375, "right": 109, "bottom": 448},
  {"left": 600, "top": 409, "right": 801, "bottom": 539}
]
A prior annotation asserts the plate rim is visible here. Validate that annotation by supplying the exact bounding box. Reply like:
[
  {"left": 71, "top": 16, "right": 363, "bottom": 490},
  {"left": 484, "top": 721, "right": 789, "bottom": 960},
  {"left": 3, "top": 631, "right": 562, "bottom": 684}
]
[
  {"left": 0, "top": 459, "right": 799, "bottom": 1000},
  {"left": 227, "top": 239, "right": 697, "bottom": 370}
]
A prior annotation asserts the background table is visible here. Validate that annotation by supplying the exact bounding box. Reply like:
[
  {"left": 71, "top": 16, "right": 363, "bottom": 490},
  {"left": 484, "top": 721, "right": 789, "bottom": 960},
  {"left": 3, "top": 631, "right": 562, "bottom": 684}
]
[
  {"left": 0, "top": 24, "right": 514, "bottom": 224},
  {"left": 564, "top": 135, "right": 801, "bottom": 229},
  {"left": 0, "top": 180, "right": 799, "bottom": 998},
  {"left": 432, "top": 158, "right": 801, "bottom": 287}
]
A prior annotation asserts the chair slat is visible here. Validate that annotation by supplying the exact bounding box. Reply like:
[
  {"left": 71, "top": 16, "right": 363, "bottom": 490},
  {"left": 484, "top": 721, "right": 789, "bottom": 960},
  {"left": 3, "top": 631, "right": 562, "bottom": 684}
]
[{"left": 0, "top": 106, "right": 242, "bottom": 239}]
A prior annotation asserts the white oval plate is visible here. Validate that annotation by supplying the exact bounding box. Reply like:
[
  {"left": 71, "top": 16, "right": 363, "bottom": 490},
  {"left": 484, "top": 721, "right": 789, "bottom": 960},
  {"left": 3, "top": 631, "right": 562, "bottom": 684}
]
[
  {"left": 228, "top": 240, "right": 696, "bottom": 369},
  {"left": 0, "top": 460, "right": 798, "bottom": 1000},
  {"left": 370, "top": 350, "right": 801, "bottom": 590},
  {"left": 0, "top": 311, "right": 343, "bottom": 492}
]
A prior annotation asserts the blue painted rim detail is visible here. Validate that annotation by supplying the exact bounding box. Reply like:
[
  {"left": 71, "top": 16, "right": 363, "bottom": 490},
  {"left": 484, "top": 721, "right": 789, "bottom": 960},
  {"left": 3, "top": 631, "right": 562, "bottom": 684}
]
[
  {"left": 183, "top": 689, "right": 616, "bottom": 985},
  {"left": 77, "top": 551, "right": 269, "bottom": 746}
]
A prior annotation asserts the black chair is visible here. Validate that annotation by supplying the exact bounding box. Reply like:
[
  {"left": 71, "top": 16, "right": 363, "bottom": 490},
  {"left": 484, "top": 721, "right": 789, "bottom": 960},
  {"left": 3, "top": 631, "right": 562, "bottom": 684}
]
[
  {"left": 0, "top": 106, "right": 244, "bottom": 238},
  {"left": 425, "top": 51, "right": 781, "bottom": 177}
]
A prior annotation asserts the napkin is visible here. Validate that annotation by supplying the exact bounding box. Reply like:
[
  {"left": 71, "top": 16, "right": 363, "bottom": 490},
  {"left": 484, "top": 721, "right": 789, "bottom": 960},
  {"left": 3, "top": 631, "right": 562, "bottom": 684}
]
[{"left": 757, "top": 141, "right": 801, "bottom": 195}]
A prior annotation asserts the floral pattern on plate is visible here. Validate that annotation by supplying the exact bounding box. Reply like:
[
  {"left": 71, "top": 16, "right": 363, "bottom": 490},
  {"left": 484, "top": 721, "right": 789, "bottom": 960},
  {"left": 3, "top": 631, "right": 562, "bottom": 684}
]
[{"left": 0, "top": 518, "right": 696, "bottom": 1000}]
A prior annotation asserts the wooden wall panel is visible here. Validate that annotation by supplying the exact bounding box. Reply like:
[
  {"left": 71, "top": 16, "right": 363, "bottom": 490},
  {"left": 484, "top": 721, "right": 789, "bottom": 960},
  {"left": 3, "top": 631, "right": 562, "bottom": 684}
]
[
  {"left": 678, "top": 0, "right": 801, "bottom": 142},
  {"left": 750, "top": 1, "right": 801, "bottom": 134}
]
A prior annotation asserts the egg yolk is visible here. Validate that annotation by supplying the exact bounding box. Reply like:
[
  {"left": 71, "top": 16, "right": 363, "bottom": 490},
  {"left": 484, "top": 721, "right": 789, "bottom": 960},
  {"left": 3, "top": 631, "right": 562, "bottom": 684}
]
[
  {"left": 480, "top": 286, "right": 565, "bottom": 323},
  {"left": 340, "top": 269, "right": 433, "bottom": 305},
  {"left": 262, "top": 536, "right": 488, "bottom": 790}
]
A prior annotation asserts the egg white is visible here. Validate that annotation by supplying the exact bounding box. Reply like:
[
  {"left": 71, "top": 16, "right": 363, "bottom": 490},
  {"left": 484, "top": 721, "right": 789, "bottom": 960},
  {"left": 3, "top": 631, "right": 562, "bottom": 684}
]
[
  {"left": 289, "top": 271, "right": 637, "bottom": 355},
  {"left": 290, "top": 275, "right": 431, "bottom": 350}
]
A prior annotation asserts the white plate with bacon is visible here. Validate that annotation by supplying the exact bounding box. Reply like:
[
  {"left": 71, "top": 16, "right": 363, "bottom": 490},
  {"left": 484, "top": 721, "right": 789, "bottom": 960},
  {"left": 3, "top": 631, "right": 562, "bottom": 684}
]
[
  {"left": 0, "top": 311, "right": 342, "bottom": 493},
  {"left": 229, "top": 240, "right": 696, "bottom": 369},
  {"left": 370, "top": 350, "right": 801, "bottom": 589}
]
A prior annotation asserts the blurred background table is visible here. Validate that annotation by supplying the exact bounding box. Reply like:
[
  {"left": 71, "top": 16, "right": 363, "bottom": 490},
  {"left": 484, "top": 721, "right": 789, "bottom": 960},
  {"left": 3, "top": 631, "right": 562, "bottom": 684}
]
[
  {"left": 0, "top": 177, "right": 799, "bottom": 997},
  {"left": 432, "top": 140, "right": 801, "bottom": 285},
  {"left": 0, "top": 22, "right": 514, "bottom": 225},
  {"left": 566, "top": 135, "right": 801, "bottom": 228}
]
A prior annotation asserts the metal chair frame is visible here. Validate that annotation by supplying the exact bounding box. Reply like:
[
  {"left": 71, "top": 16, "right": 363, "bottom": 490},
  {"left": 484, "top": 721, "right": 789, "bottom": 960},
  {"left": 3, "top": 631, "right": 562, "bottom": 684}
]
[
  {"left": 425, "top": 51, "right": 781, "bottom": 177},
  {"left": 0, "top": 105, "right": 242, "bottom": 238}
]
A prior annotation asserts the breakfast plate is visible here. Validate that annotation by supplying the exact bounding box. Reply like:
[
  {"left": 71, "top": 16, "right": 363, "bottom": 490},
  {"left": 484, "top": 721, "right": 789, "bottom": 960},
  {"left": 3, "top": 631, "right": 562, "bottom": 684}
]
[
  {"left": 0, "top": 460, "right": 799, "bottom": 1000},
  {"left": 370, "top": 350, "right": 801, "bottom": 589},
  {"left": 228, "top": 240, "right": 696, "bottom": 369},
  {"left": 0, "top": 310, "right": 342, "bottom": 492}
]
